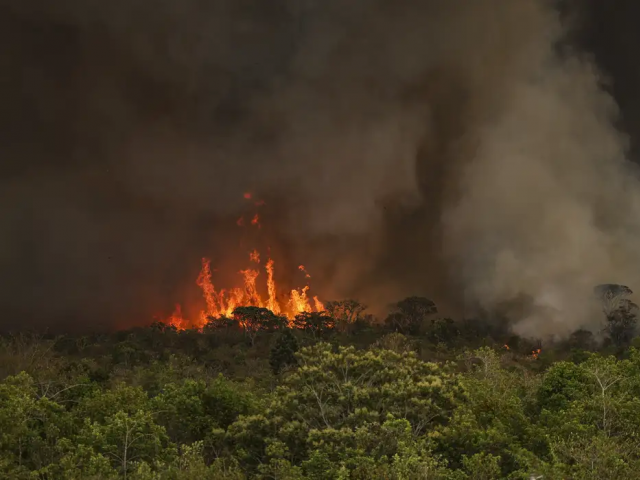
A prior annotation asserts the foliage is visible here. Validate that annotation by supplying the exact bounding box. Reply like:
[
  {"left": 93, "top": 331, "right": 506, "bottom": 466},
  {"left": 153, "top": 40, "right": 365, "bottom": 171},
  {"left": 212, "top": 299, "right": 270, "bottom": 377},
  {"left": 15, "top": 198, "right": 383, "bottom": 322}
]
[
  {"left": 269, "top": 329, "right": 299, "bottom": 375},
  {"left": 324, "top": 300, "right": 367, "bottom": 333},
  {"left": 595, "top": 283, "right": 639, "bottom": 348},
  {"left": 226, "top": 343, "right": 464, "bottom": 478},
  {"left": 291, "top": 312, "right": 335, "bottom": 339},
  {"left": 385, "top": 296, "right": 438, "bottom": 335},
  {"left": 5, "top": 292, "right": 640, "bottom": 478},
  {"left": 370, "top": 332, "right": 416, "bottom": 354},
  {"left": 232, "top": 307, "right": 288, "bottom": 346}
]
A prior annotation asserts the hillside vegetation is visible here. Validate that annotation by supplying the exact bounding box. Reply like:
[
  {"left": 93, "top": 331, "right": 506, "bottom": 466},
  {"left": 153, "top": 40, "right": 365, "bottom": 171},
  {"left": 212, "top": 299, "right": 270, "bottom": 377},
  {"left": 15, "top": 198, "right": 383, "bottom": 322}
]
[{"left": 2, "top": 293, "right": 640, "bottom": 479}]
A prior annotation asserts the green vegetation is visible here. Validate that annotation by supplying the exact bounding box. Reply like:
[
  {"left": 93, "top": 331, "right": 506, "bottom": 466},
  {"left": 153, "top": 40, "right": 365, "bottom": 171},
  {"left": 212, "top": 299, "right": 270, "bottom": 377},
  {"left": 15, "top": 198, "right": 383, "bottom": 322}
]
[{"left": 2, "top": 293, "right": 640, "bottom": 479}]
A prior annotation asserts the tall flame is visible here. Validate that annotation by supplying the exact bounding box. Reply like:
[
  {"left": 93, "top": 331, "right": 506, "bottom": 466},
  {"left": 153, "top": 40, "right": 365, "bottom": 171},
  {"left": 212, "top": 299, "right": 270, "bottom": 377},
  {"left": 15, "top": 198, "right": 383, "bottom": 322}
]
[
  {"left": 167, "top": 304, "right": 186, "bottom": 330},
  {"left": 165, "top": 193, "right": 324, "bottom": 330},
  {"left": 266, "top": 258, "right": 280, "bottom": 315}
]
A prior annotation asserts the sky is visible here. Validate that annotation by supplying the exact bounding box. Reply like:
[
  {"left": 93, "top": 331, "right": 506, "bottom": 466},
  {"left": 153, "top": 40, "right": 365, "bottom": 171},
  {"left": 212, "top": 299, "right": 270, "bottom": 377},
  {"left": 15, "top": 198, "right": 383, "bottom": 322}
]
[{"left": 1, "top": 0, "right": 640, "bottom": 334}]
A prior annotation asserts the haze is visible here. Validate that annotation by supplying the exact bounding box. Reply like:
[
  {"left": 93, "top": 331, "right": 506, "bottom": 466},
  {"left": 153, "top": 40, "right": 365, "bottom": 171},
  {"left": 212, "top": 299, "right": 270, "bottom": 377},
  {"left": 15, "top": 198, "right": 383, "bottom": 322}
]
[{"left": 2, "top": 0, "right": 640, "bottom": 335}]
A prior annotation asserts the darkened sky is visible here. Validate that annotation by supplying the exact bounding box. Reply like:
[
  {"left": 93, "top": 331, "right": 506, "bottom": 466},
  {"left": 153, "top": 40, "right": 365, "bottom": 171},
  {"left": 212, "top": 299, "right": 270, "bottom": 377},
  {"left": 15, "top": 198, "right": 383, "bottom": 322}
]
[
  {"left": 580, "top": 0, "right": 640, "bottom": 158},
  {"left": 1, "top": 0, "right": 640, "bottom": 333}
]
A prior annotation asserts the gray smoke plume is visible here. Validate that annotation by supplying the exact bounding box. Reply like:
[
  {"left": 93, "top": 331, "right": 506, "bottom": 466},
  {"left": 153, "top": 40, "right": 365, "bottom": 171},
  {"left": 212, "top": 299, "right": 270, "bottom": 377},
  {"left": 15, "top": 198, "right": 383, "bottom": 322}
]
[{"left": 1, "top": 0, "right": 638, "bottom": 334}]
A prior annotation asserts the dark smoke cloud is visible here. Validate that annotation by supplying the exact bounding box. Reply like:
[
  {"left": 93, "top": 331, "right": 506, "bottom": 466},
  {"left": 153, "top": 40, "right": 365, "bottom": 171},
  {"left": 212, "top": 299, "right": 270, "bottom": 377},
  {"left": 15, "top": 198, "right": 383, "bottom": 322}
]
[{"left": 1, "top": 0, "right": 639, "bottom": 334}]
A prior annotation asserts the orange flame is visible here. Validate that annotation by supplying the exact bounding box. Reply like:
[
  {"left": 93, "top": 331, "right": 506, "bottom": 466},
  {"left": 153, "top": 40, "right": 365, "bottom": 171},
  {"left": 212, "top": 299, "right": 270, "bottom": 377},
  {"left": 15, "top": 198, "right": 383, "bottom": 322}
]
[
  {"left": 503, "top": 344, "right": 510, "bottom": 350},
  {"left": 178, "top": 253, "right": 323, "bottom": 329},
  {"left": 298, "top": 264, "right": 311, "bottom": 279},
  {"left": 167, "top": 304, "right": 186, "bottom": 330},
  {"left": 164, "top": 194, "right": 324, "bottom": 330},
  {"left": 266, "top": 259, "right": 280, "bottom": 315}
]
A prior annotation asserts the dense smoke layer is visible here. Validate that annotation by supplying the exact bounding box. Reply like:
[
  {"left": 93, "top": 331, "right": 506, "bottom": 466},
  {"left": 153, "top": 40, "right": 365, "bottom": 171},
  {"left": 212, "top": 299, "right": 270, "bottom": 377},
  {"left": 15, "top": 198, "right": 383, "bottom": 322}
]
[{"left": 1, "top": 0, "right": 639, "bottom": 334}]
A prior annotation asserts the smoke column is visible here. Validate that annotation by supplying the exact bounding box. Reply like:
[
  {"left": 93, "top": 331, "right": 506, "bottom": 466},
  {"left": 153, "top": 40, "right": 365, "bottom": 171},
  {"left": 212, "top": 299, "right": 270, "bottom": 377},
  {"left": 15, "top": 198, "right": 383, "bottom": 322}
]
[{"left": 0, "top": 0, "right": 638, "bottom": 335}]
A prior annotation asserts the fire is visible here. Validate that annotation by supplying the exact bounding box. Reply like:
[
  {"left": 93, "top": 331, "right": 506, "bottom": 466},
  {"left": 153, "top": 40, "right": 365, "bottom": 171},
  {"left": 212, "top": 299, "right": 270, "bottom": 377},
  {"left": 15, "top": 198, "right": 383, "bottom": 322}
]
[
  {"left": 531, "top": 348, "right": 542, "bottom": 360},
  {"left": 167, "top": 304, "right": 186, "bottom": 330},
  {"left": 165, "top": 193, "right": 324, "bottom": 330},
  {"left": 503, "top": 344, "right": 510, "bottom": 350},
  {"left": 175, "top": 254, "right": 324, "bottom": 329},
  {"left": 298, "top": 265, "right": 311, "bottom": 279}
]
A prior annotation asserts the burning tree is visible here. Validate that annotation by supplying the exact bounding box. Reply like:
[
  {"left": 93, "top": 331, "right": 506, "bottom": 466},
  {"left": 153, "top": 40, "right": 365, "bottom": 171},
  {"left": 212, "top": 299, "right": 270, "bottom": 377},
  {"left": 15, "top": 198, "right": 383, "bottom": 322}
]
[
  {"left": 232, "top": 306, "right": 288, "bottom": 346},
  {"left": 324, "top": 299, "right": 367, "bottom": 333},
  {"left": 292, "top": 311, "right": 335, "bottom": 339},
  {"left": 164, "top": 193, "right": 325, "bottom": 331}
]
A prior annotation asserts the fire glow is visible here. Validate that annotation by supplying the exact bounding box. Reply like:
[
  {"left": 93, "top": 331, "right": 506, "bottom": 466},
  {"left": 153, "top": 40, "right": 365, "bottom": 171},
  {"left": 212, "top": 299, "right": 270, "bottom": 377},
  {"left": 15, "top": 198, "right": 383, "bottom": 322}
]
[{"left": 165, "top": 194, "right": 324, "bottom": 330}]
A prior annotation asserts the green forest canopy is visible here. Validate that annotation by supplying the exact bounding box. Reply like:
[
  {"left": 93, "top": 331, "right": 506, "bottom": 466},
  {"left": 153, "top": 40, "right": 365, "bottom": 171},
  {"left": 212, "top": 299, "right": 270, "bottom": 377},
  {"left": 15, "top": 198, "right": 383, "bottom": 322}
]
[{"left": 1, "top": 292, "right": 640, "bottom": 479}]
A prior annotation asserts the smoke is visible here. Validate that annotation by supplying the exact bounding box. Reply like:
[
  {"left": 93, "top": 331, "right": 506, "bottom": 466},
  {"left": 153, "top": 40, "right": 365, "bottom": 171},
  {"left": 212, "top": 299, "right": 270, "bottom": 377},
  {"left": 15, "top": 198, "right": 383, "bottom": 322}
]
[
  {"left": 1, "top": 0, "right": 639, "bottom": 334},
  {"left": 436, "top": 4, "right": 640, "bottom": 338}
]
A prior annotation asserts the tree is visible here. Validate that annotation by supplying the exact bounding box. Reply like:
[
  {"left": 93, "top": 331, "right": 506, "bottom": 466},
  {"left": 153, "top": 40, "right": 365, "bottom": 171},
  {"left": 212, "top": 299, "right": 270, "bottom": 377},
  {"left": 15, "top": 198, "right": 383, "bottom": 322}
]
[
  {"left": 76, "top": 409, "right": 171, "bottom": 479},
  {"left": 606, "top": 299, "right": 638, "bottom": 348},
  {"left": 151, "top": 376, "right": 256, "bottom": 453},
  {"left": 0, "top": 333, "right": 59, "bottom": 379},
  {"left": 324, "top": 299, "right": 367, "bottom": 333},
  {"left": 545, "top": 433, "right": 638, "bottom": 480},
  {"left": 537, "top": 361, "right": 591, "bottom": 412},
  {"left": 0, "top": 372, "right": 71, "bottom": 478},
  {"left": 462, "top": 452, "right": 502, "bottom": 480},
  {"left": 371, "top": 332, "right": 416, "bottom": 354},
  {"left": 204, "top": 315, "right": 240, "bottom": 333},
  {"left": 536, "top": 353, "right": 640, "bottom": 459},
  {"left": 594, "top": 284, "right": 638, "bottom": 347},
  {"left": 426, "top": 318, "right": 460, "bottom": 345},
  {"left": 291, "top": 311, "right": 335, "bottom": 339},
  {"left": 300, "top": 416, "right": 454, "bottom": 479},
  {"left": 385, "top": 296, "right": 437, "bottom": 335},
  {"left": 566, "top": 328, "right": 597, "bottom": 352},
  {"left": 283, "top": 343, "right": 462, "bottom": 432},
  {"left": 583, "top": 356, "right": 625, "bottom": 436},
  {"left": 436, "top": 348, "right": 546, "bottom": 477},
  {"left": 232, "top": 307, "right": 287, "bottom": 346},
  {"left": 269, "top": 330, "right": 299, "bottom": 375},
  {"left": 227, "top": 343, "right": 464, "bottom": 476}
]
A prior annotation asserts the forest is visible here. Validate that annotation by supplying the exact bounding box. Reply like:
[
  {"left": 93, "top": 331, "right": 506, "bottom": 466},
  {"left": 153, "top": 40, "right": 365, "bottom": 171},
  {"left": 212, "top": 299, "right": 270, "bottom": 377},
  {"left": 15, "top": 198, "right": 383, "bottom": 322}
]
[{"left": 2, "top": 286, "right": 640, "bottom": 480}]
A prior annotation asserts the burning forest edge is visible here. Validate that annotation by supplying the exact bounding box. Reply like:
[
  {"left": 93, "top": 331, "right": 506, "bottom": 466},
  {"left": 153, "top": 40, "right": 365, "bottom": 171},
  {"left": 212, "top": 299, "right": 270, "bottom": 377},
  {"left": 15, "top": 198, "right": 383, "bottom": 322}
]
[{"left": 162, "top": 193, "right": 326, "bottom": 331}]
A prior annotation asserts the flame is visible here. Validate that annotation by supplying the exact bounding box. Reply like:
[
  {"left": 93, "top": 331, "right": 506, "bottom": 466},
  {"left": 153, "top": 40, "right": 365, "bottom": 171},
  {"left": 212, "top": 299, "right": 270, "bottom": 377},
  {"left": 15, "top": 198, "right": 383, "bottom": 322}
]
[
  {"left": 164, "top": 193, "right": 324, "bottom": 330},
  {"left": 244, "top": 192, "right": 252, "bottom": 199},
  {"left": 298, "top": 265, "right": 311, "bottom": 279},
  {"left": 196, "top": 258, "right": 218, "bottom": 325},
  {"left": 167, "top": 304, "right": 186, "bottom": 330},
  {"left": 266, "top": 259, "right": 280, "bottom": 315},
  {"left": 503, "top": 344, "right": 510, "bottom": 350},
  {"left": 178, "top": 253, "right": 323, "bottom": 329},
  {"left": 531, "top": 348, "right": 542, "bottom": 360}
]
